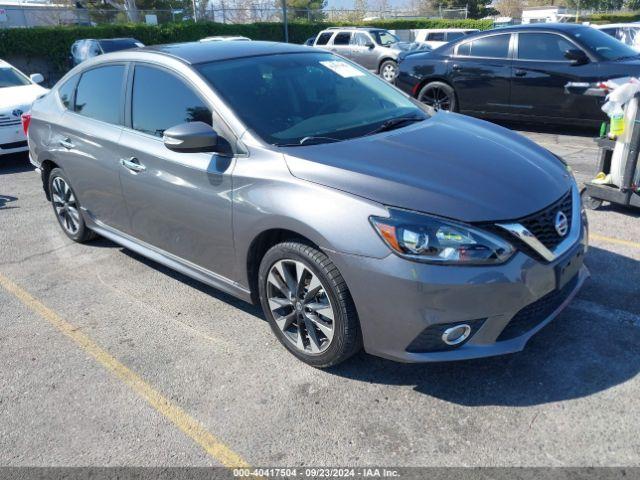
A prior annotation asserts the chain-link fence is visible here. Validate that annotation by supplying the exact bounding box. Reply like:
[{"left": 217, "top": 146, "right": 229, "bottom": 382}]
[{"left": 0, "top": 4, "right": 468, "bottom": 28}]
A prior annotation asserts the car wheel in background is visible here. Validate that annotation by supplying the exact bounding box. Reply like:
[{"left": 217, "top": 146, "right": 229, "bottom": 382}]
[
  {"left": 418, "top": 81, "right": 457, "bottom": 112},
  {"left": 258, "top": 241, "right": 362, "bottom": 368},
  {"left": 379, "top": 60, "right": 398, "bottom": 83},
  {"left": 48, "top": 168, "right": 97, "bottom": 243}
]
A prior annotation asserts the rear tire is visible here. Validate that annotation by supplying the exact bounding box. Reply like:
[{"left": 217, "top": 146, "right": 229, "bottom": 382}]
[
  {"left": 258, "top": 241, "right": 362, "bottom": 368},
  {"left": 48, "top": 168, "right": 96, "bottom": 243},
  {"left": 417, "top": 81, "right": 457, "bottom": 112}
]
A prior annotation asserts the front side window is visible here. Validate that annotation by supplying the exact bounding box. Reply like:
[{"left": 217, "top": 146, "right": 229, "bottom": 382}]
[
  {"left": 518, "top": 33, "right": 574, "bottom": 61},
  {"left": 333, "top": 32, "right": 351, "bottom": 45},
  {"left": 316, "top": 32, "right": 333, "bottom": 45},
  {"left": 372, "top": 30, "right": 399, "bottom": 46},
  {"left": 464, "top": 34, "right": 510, "bottom": 58},
  {"left": 197, "top": 52, "right": 428, "bottom": 146},
  {"left": 74, "top": 65, "right": 124, "bottom": 124},
  {"left": 0, "top": 67, "right": 31, "bottom": 88},
  {"left": 353, "top": 32, "right": 371, "bottom": 46},
  {"left": 58, "top": 76, "right": 78, "bottom": 109},
  {"left": 428, "top": 32, "right": 445, "bottom": 41},
  {"left": 131, "top": 65, "right": 212, "bottom": 137}
]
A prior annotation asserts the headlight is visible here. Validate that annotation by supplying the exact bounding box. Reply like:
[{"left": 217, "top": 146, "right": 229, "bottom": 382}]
[{"left": 370, "top": 209, "right": 515, "bottom": 265}]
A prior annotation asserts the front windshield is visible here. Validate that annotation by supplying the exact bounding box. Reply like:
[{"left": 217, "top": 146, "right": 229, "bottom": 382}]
[
  {"left": 574, "top": 27, "right": 638, "bottom": 60},
  {"left": 372, "top": 30, "right": 399, "bottom": 46},
  {"left": 0, "top": 67, "right": 31, "bottom": 88},
  {"left": 197, "top": 52, "right": 427, "bottom": 146}
]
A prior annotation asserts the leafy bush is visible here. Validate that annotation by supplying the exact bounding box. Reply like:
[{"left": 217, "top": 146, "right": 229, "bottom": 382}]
[
  {"left": 586, "top": 11, "right": 640, "bottom": 23},
  {"left": 0, "top": 18, "right": 492, "bottom": 71}
]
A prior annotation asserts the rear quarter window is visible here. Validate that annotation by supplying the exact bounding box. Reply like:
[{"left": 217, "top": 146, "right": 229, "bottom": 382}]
[{"left": 57, "top": 75, "right": 78, "bottom": 109}]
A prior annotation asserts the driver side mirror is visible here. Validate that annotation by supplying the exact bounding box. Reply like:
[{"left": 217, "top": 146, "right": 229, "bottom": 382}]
[
  {"left": 564, "top": 49, "right": 589, "bottom": 65},
  {"left": 30, "top": 73, "right": 44, "bottom": 84},
  {"left": 163, "top": 121, "right": 226, "bottom": 154}
]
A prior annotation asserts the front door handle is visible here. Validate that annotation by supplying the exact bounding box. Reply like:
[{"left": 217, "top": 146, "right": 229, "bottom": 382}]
[
  {"left": 452, "top": 64, "right": 462, "bottom": 71},
  {"left": 59, "top": 138, "right": 74, "bottom": 149},
  {"left": 514, "top": 69, "right": 527, "bottom": 77},
  {"left": 120, "top": 157, "right": 146, "bottom": 173}
]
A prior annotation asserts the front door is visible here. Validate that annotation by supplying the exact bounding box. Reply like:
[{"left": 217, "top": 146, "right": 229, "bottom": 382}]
[
  {"left": 118, "top": 64, "right": 236, "bottom": 279},
  {"left": 449, "top": 33, "right": 513, "bottom": 114},
  {"left": 350, "top": 32, "right": 377, "bottom": 70},
  {"left": 510, "top": 32, "right": 602, "bottom": 122}
]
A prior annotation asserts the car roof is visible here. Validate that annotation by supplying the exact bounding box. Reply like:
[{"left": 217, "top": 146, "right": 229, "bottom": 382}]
[
  {"left": 136, "top": 40, "right": 312, "bottom": 65},
  {"left": 416, "top": 28, "right": 478, "bottom": 32},
  {"left": 0, "top": 59, "right": 13, "bottom": 68},
  {"left": 477, "top": 23, "right": 585, "bottom": 34}
]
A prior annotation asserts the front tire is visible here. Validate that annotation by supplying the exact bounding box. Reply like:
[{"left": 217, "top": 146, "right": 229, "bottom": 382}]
[
  {"left": 379, "top": 60, "right": 398, "bottom": 83},
  {"left": 418, "top": 81, "right": 457, "bottom": 112},
  {"left": 48, "top": 168, "right": 96, "bottom": 243},
  {"left": 258, "top": 241, "right": 362, "bottom": 368}
]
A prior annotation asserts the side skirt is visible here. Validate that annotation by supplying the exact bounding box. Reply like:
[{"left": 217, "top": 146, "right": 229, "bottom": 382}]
[{"left": 88, "top": 217, "right": 253, "bottom": 304}]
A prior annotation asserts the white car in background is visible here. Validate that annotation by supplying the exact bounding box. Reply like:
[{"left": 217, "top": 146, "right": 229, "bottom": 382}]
[
  {"left": 200, "top": 36, "right": 251, "bottom": 42},
  {"left": 412, "top": 28, "right": 479, "bottom": 49},
  {"left": 0, "top": 60, "right": 48, "bottom": 156},
  {"left": 594, "top": 23, "right": 640, "bottom": 51}
]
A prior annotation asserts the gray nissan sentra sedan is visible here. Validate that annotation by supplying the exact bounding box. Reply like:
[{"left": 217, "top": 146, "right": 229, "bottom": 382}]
[{"left": 25, "top": 41, "right": 589, "bottom": 367}]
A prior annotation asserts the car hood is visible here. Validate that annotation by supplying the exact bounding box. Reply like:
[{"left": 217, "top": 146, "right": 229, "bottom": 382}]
[
  {"left": 0, "top": 84, "right": 48, "bottom": 113},
  {"left": 282, "top": 112, "right": 572, "bottom": 223}
]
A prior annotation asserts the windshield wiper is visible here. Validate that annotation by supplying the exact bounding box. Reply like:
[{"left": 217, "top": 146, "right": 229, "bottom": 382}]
[
  {"left": 365, "top": 115, "right": 425, "bottom": 136},
  {"left": 278, "top": 136, "right": 341, "bottom": 147}
]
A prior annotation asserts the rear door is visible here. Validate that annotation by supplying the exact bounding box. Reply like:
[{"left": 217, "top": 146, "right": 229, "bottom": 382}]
[
  {"left": 117, "top": 63, "right": 236, "bottom": 279},
  {"left": 449, "top": 32, "right": 513, "bottom": 114},
  {"left": 329, "top": 31, "right": 353, "bottom": 60},
  {"left": 510, "top": 32, "right": 602, "bottom": 121},
  {"left": 54, "top": 63, "right": 130, "bottom": 233}
]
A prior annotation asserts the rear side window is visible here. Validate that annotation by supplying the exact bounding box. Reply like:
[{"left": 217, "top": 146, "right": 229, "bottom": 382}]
[
  {"left": 58, "top": 76, "right": 78, "bottom": 109},
  {"left": 463, "top": 34, "right": 510, "bottom": 58},
  {"left": 74, "top": 65, "right": 124, "bottom": 124},
  {"left": 131, "top": 65, "right": 212, "bottom": 137},
  {"left": 316, "top": 32, "right": 333, "bottom": 45},
  {"left": 518, "top": 33, "right": 574, "bottom": 61},
  {"left": 333, "top": 32, "right": 351, "bottom": 45}
]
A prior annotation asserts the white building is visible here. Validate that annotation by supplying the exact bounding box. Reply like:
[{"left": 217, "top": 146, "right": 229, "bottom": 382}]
[{"left": 521, "top": 6, "right": 573, "bottom": 24}]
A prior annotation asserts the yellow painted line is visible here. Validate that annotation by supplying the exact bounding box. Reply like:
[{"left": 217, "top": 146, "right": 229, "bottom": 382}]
[
  {"left": 0, "top": 272, "right": 250, "bottom": 468},
  {"left": 591, "top": 233, "right": 640, "bottom": 250}
]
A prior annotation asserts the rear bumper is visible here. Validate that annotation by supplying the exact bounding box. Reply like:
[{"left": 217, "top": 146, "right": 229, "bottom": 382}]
[{"left": 329, "top": 225, "right": 589, "bottom": 363}]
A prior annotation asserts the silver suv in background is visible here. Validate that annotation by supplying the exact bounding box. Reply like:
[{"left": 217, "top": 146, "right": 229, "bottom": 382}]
[{"left": 312, "top": 27, "right": 413, "bottom": 81}]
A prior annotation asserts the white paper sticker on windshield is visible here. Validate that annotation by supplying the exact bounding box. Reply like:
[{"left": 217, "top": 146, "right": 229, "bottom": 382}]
[{"left": 319, "top": 60, "right": 365, "bottom": 78}]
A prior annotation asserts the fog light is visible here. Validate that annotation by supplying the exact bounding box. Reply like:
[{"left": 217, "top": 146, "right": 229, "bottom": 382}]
[{"left": 442, "top": 324, "right": 471, "bottom": 345}]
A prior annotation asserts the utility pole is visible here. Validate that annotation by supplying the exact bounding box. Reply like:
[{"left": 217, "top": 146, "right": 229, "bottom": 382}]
[
  {"left": 192, "top": 0, "right": 197, "bottom": 21},
  {"left": 281, "top": 0, "right": 289, "bottom": 43}
]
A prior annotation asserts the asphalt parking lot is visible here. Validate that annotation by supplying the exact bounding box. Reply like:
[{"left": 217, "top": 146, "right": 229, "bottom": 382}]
[{"left": 0, "top": 125, "right": 639, "bottom": 468}]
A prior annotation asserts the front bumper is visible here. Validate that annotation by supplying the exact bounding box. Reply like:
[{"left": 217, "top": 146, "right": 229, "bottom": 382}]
[
  {"left": 0, "top": 124, "right": 28, "bottom": 156},
  {"left": 329, "top": 224, "right": 589, "bottom": 363}
]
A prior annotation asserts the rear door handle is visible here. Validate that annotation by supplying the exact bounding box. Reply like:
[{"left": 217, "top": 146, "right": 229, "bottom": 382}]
[
  {"left": 515, "top": 69, "right": 527, "bottom": 77},
  {"left": 120, "top": 157, "right": 146, "bottom": 173},
  {"left": 59, "top": 138, "right": 74, "bottom": 149}
]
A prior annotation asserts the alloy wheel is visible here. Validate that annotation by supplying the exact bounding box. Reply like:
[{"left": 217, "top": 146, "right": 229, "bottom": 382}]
[
  {"left": 266, "top": 259, "right": 336, "bottom": 355},
  {"left": 420, "top": 86, "right": 452, "bottom": 111},
  {"left": 381, "top": 63, "right": 397, "bottom": 82},
  {"left": 51, "top": 176, "right": 80, "bottom": 235}
]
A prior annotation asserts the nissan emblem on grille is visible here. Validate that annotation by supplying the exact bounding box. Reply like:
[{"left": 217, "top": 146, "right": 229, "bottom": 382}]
[
  {"left": 555, "top": 211, "right": 569, "bottom": 237},
  {"left": 12, "top": 109, "right": 23, "bottom": 118}
]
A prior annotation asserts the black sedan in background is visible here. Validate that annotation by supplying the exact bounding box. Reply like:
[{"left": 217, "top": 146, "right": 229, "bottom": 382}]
[{"left": 396, "top": 24, "right": 640, "bottom": 127}]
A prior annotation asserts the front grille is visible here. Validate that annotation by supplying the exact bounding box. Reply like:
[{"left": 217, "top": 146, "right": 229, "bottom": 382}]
[
  {"left": 0, "top": 114, "right": 21, "bottom": 127},
  {"left": 497, "top": 274, "right": 579, "bottom": 341},
  {"left": 0, "top": 141, "right": 27, "bottom": 150},
  {"left": 478, "top": 190, "right": 573, "bottom": 262},
  {"left": 406, "top": 318, "right": 486, "bottom": 353},
  {"left": 520, "top": 191, "right": 573, "bottom": 251}
]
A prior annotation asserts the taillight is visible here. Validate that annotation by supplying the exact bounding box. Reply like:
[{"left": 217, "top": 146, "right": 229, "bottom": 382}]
[{"left": 21, "top": 113, "right": 31, "bottom": 136}]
